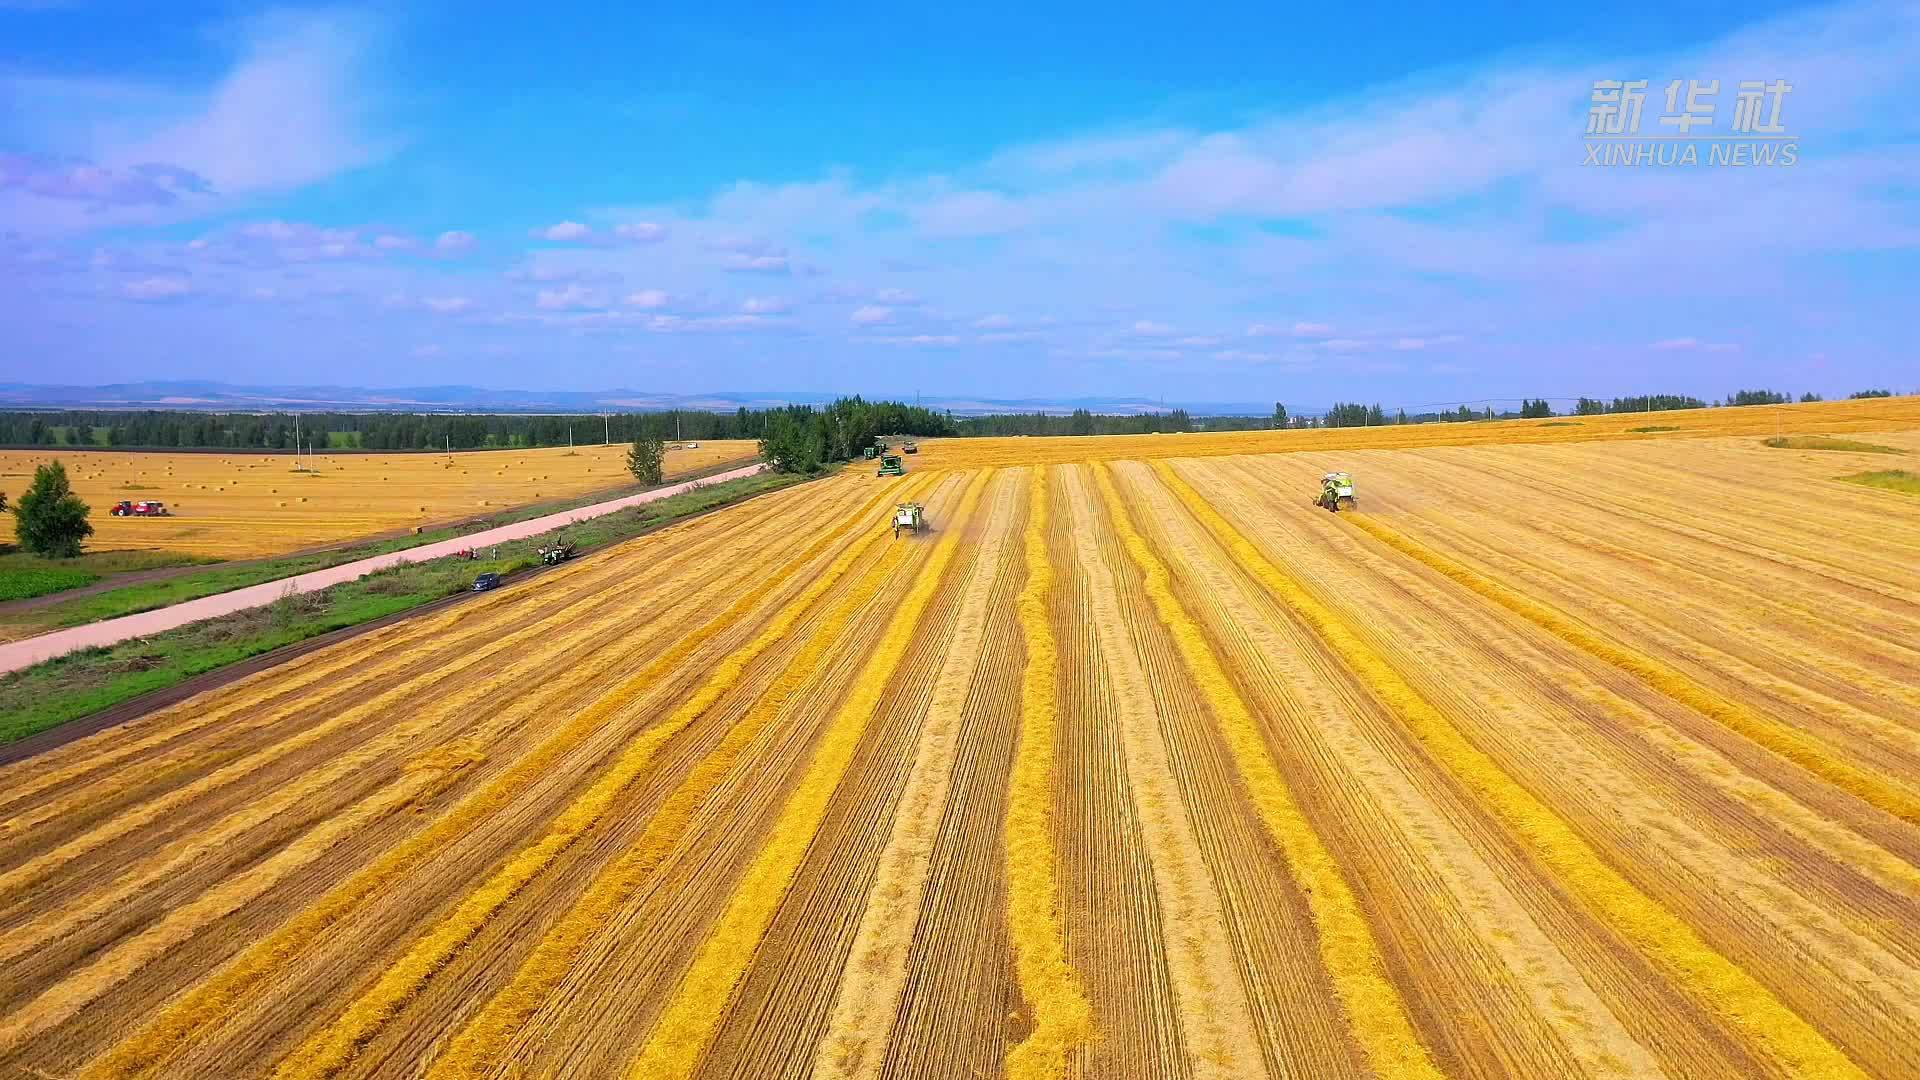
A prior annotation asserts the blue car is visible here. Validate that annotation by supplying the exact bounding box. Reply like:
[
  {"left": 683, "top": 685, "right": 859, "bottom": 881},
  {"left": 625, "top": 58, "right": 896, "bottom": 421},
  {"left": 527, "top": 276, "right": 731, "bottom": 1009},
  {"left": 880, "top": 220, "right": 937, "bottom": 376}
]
[{"left": 472, "top": 572, "right": 502, "bottom": 592}]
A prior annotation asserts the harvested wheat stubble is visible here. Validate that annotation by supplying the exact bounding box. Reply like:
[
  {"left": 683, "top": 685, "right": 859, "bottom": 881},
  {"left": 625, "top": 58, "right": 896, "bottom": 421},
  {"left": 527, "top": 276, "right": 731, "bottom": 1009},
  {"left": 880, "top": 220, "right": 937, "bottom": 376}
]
[
  {"left": 0, "top": 441, "right": 759, "bottom": 559},
  {"left": 3, "top": 417, "right": 1916, "bottom": 1080}
]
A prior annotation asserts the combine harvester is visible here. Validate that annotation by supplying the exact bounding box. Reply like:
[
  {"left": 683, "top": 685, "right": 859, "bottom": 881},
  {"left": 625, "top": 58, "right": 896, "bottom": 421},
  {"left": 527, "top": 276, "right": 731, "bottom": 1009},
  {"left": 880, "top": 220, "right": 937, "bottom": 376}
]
[
  {"left": 892, "top": 502, "right": 924, "bottom": 538},
  {"left": 877, "top": 453, "right": 906, "bottom": 477},
  {"left": 1316, "top": 471, "right": 1356, "bottom": 513}
]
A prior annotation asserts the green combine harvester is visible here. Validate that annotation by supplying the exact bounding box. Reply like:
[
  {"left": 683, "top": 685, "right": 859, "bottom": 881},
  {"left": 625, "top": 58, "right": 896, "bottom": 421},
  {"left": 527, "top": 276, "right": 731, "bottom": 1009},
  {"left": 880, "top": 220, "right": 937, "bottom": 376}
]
[
  {"left": 877, "top": 453, "right": 905, "bottom": 477},
  {"left": 1316, "top": 471, "right": 1356, "bottom": 512},
  {"left": 862, "top": 445, "right": 879, "bottom": 459}
]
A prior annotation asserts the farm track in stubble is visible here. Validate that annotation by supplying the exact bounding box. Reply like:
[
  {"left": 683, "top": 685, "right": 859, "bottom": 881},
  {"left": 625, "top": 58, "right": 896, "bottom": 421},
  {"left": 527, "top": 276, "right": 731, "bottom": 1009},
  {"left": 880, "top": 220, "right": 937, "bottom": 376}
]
[{"left": 1, "top": 412, "right": 1917, "bottom": 1079}]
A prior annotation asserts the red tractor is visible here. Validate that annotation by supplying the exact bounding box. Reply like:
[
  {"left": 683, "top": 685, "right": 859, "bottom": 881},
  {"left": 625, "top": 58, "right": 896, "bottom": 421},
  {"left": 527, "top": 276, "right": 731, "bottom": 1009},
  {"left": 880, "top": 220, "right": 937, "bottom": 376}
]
[{"left": 110, "top": 500, "right": 170, "bottom": 516}]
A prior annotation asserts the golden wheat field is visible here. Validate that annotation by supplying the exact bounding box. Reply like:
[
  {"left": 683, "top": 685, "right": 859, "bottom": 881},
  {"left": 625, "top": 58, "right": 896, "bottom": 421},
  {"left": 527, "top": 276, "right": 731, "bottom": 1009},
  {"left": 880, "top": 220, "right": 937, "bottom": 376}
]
[
  {"left": 1, "top": 408, "right": 1918, "bottom": 1079},
  {"left": 0, "top": 441, "right": 758, "bottom": 560}
]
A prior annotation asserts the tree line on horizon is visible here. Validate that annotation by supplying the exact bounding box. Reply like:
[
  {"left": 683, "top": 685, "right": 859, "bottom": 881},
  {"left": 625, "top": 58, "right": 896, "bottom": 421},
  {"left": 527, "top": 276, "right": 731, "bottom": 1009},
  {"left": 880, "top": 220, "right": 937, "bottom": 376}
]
[{"left": 0, "top": 386, "right": 1901, "bottom": 452}]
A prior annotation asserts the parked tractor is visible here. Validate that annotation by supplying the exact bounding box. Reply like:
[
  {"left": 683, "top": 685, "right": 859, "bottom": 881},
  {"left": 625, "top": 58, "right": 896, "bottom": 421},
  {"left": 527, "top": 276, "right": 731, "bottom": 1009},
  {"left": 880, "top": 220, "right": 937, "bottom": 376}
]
[
  {"left": 538, "top": 540, "right": 577, "bottom": 565},
  {"left": 110, "top": 500, "right": 170, "bottom": 516},
  {"left": 893, "top": 502, "right": 925, "bottom": 538},
  {"left": 1316, "top": 472, "right": 1356, "bottom": 513}
]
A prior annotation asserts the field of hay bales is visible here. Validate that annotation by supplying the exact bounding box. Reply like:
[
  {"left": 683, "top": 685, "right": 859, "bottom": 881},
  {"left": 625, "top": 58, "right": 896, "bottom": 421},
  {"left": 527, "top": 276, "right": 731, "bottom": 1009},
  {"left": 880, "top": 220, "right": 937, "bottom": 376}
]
[
  {"left": 0, "top": 441, "right": 757, "bottom": 560},
  {"left": 0, "top": 406, "right": 1917, "bottom": 1079}
]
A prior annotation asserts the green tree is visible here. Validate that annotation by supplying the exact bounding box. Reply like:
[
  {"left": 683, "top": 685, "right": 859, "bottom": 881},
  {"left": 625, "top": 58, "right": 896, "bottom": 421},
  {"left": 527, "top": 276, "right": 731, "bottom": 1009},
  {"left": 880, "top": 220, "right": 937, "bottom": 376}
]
[
  {"left": 1800, "top": 392, "right": 1823, "bottom": 403},
  {"left": 626, "top": 435, "right": 665, "bottom": 485},
  {"left": 1272, "top": 402, "right": 1288, "bottom": 429},
  {"left": 759, "top": 411, "right": 823, "bottom": 474},
  {"left": 1851, "top": 389, "right": 1892, "bottom": 399},
  {"left": 1520, "top": 398, "right": 1555, "bottom": 418},
  {"left": 16, "top": 461, "right": 92, "bottom": 557},
  {"left": 1070, "top": 408, "right": 1095, "bottom": 436}
]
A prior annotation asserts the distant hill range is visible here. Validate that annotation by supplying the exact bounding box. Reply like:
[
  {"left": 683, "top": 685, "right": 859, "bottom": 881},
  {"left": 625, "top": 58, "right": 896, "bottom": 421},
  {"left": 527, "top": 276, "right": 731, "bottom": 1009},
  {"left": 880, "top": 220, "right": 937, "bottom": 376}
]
[{"left": 0, "top": 381, "right": 1272, "bottom": 418}]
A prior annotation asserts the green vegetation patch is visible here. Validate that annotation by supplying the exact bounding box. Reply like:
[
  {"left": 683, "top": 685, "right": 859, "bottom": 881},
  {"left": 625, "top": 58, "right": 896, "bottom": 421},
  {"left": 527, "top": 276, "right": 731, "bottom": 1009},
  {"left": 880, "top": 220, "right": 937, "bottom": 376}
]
[
  {"left": 0, "top": 547, "right": 207, "bottom": 605},
  {"left": 0, "top": 565, "right": 99, "bottom": 602},
  {"left": 1630, "top": 425, "right": 1681, "bottom": 433},
  {"left": 1840, "top": 469, "right": 1920, "bottom": 495},
  {"left": 1537, "top": 421, "right": 1580, "bottom": 427},
  {"left": 0, "top": 469, "right": 807, "bottom": 745},
  {"left": 1762, "top": 435, "right": 1906, "bottom": 454}
]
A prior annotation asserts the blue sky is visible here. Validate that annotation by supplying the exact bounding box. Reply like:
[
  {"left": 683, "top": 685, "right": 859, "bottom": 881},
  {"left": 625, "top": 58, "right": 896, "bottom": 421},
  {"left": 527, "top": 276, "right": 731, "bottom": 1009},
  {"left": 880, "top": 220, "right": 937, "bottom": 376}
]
[{"left": 3, "top": 0, "right": 1916, "bottom": 407}]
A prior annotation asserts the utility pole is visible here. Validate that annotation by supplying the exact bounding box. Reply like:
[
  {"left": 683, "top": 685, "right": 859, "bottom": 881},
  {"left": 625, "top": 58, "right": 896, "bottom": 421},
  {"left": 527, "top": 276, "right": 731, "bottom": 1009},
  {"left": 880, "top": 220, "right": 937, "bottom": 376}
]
[
  {"left": 603, "top": 413, "right": 609, "bottom": 445},
  {"left": 675, "top": 410, "right": 682, "bottom": 442}
]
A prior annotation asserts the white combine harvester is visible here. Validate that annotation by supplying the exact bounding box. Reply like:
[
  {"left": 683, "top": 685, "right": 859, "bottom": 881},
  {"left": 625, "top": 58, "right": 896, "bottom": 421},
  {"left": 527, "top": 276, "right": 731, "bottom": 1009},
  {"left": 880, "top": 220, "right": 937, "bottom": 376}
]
[{"left": 893, "top": 502, "right": 925, "bottom": 538}]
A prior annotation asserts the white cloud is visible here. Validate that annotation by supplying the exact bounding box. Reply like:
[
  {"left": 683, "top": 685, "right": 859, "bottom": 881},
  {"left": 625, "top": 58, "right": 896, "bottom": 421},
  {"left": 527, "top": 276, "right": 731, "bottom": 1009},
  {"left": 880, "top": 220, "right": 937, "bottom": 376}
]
[
  {"left": 374, "top": 233, "right": 414, "bottom": 251},
  {"left": 126, "top": 11, "right": 387, "bottom": 196},
  {"left": 536, "top": 284, "right": 601, "bottom": 310},
  {"left": 1652, "top": 337, "right": 1741, "bottom": 352},
  {"left": 614, "top": 222, "right": 668, "bottom": 243},
  {"left": 626, "top": 289, "right": 671, "bottom": 309},
  {"left": 1130, "top": 320, "right": 1177, "bottom": 337},
  {"left": 423, "top": 296, "right": 472, "bottom": 314},
  {"left": 534, "top": 221, "right": 593, "bottom": 242},
  {"left": 122, "top": 275, "right": 190, "bottom": 300},
  {"left": 741, "top": 295, "right": 789, "bottom": 314},
  {"left": 413, "top": 343, "right": 444, "bottom": 357},
  {"left": 850, "top": 304, "right": 893, "bottom": 325},
  {"left": 867, "top": 334, "right": 962, "bottom": 347},
  {"left": 1249, "top": 321, "right": 1333, "bottom": 338},
  {"left": 722, "top": 253, "right": 790, "bottom": 273},
  {"left": 974, "top": 313, "right": 1013, "bottom": 329},
  {"left": 433, "top": 230, "right": 475, "bottom": 254},
  {"left": 875, "top": 287, "right": 921, "bottom": 305}
]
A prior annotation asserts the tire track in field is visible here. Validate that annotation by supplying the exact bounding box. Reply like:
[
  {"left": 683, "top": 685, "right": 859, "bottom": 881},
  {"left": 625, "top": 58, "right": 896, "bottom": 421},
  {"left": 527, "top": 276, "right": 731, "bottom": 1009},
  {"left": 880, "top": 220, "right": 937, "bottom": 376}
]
[
  {"left": 1153, "top": 460, "right": 1873, "bottom": 1080},
  {"left": 0, "top": 484, "right": 793, "bottom": 824},
  {"left": 1454, "top": 448, "right": 1917, "bottom": 607},
  {"left": 1000, "top": 466, "right": 1094, "bottom": 1080},
  {"left": 429, "top": 478, "right": 970, "bottom": 1080},
  {"left": 701, "top": 476, "right": 999, "bottom": 1079},
  {"left": 418, "top": 473, "right": 948, "bottom": 1080},
  {"left": 1050, "top": 467, "right": 1184, "bottom": 1080},
  {"left": 808, "top": 472, "right": 1019, "bottom": 1080},
  {"left": 272, "top": 475, "right": 937, "bottom": 1080},
  {"left": 1345, "top": 453, "right": 1920, "bottom": 765},
  {"left": 1359, "top": 450, "right": 1920, "bottom": 700},
  {"left": 0, "top": 465, "right": 852, "bottom": 808},
  {"left": 1167, "top": 463, "right": 1727, "bottom": 1078},
  {"left": 1059, "top": 466, "right": 1264, "bottom": 1079},
  {"left": 1339, "top": 512, "right": 1920, "bottom": 828},
  {"left": 75, "top": 478, "right": 905, "bottom": 1080},
  {"left": 0, "top": 483, "right": 843, "bottom": 878},
  {"left": 1201, "top": 457, "right": 1920, "bottom": 1072},
  {"left": 0, "top": 491, "right": 846, "bottom": 972},
  {"left": 0, "top": 748, "right": 483, "bottom": 1052},
  {"left": 1219, "top": 454, "right": 1920, "bottom": 874},
  {"left": 1093, "top": 463, "right": 1447, "bottom": 1080},
  {"left": 622, "top": 470, "right": 992, "bottom": 1080},
  {"left": 873, "top": 479, "right": 1025, "bottom": 1080}
]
